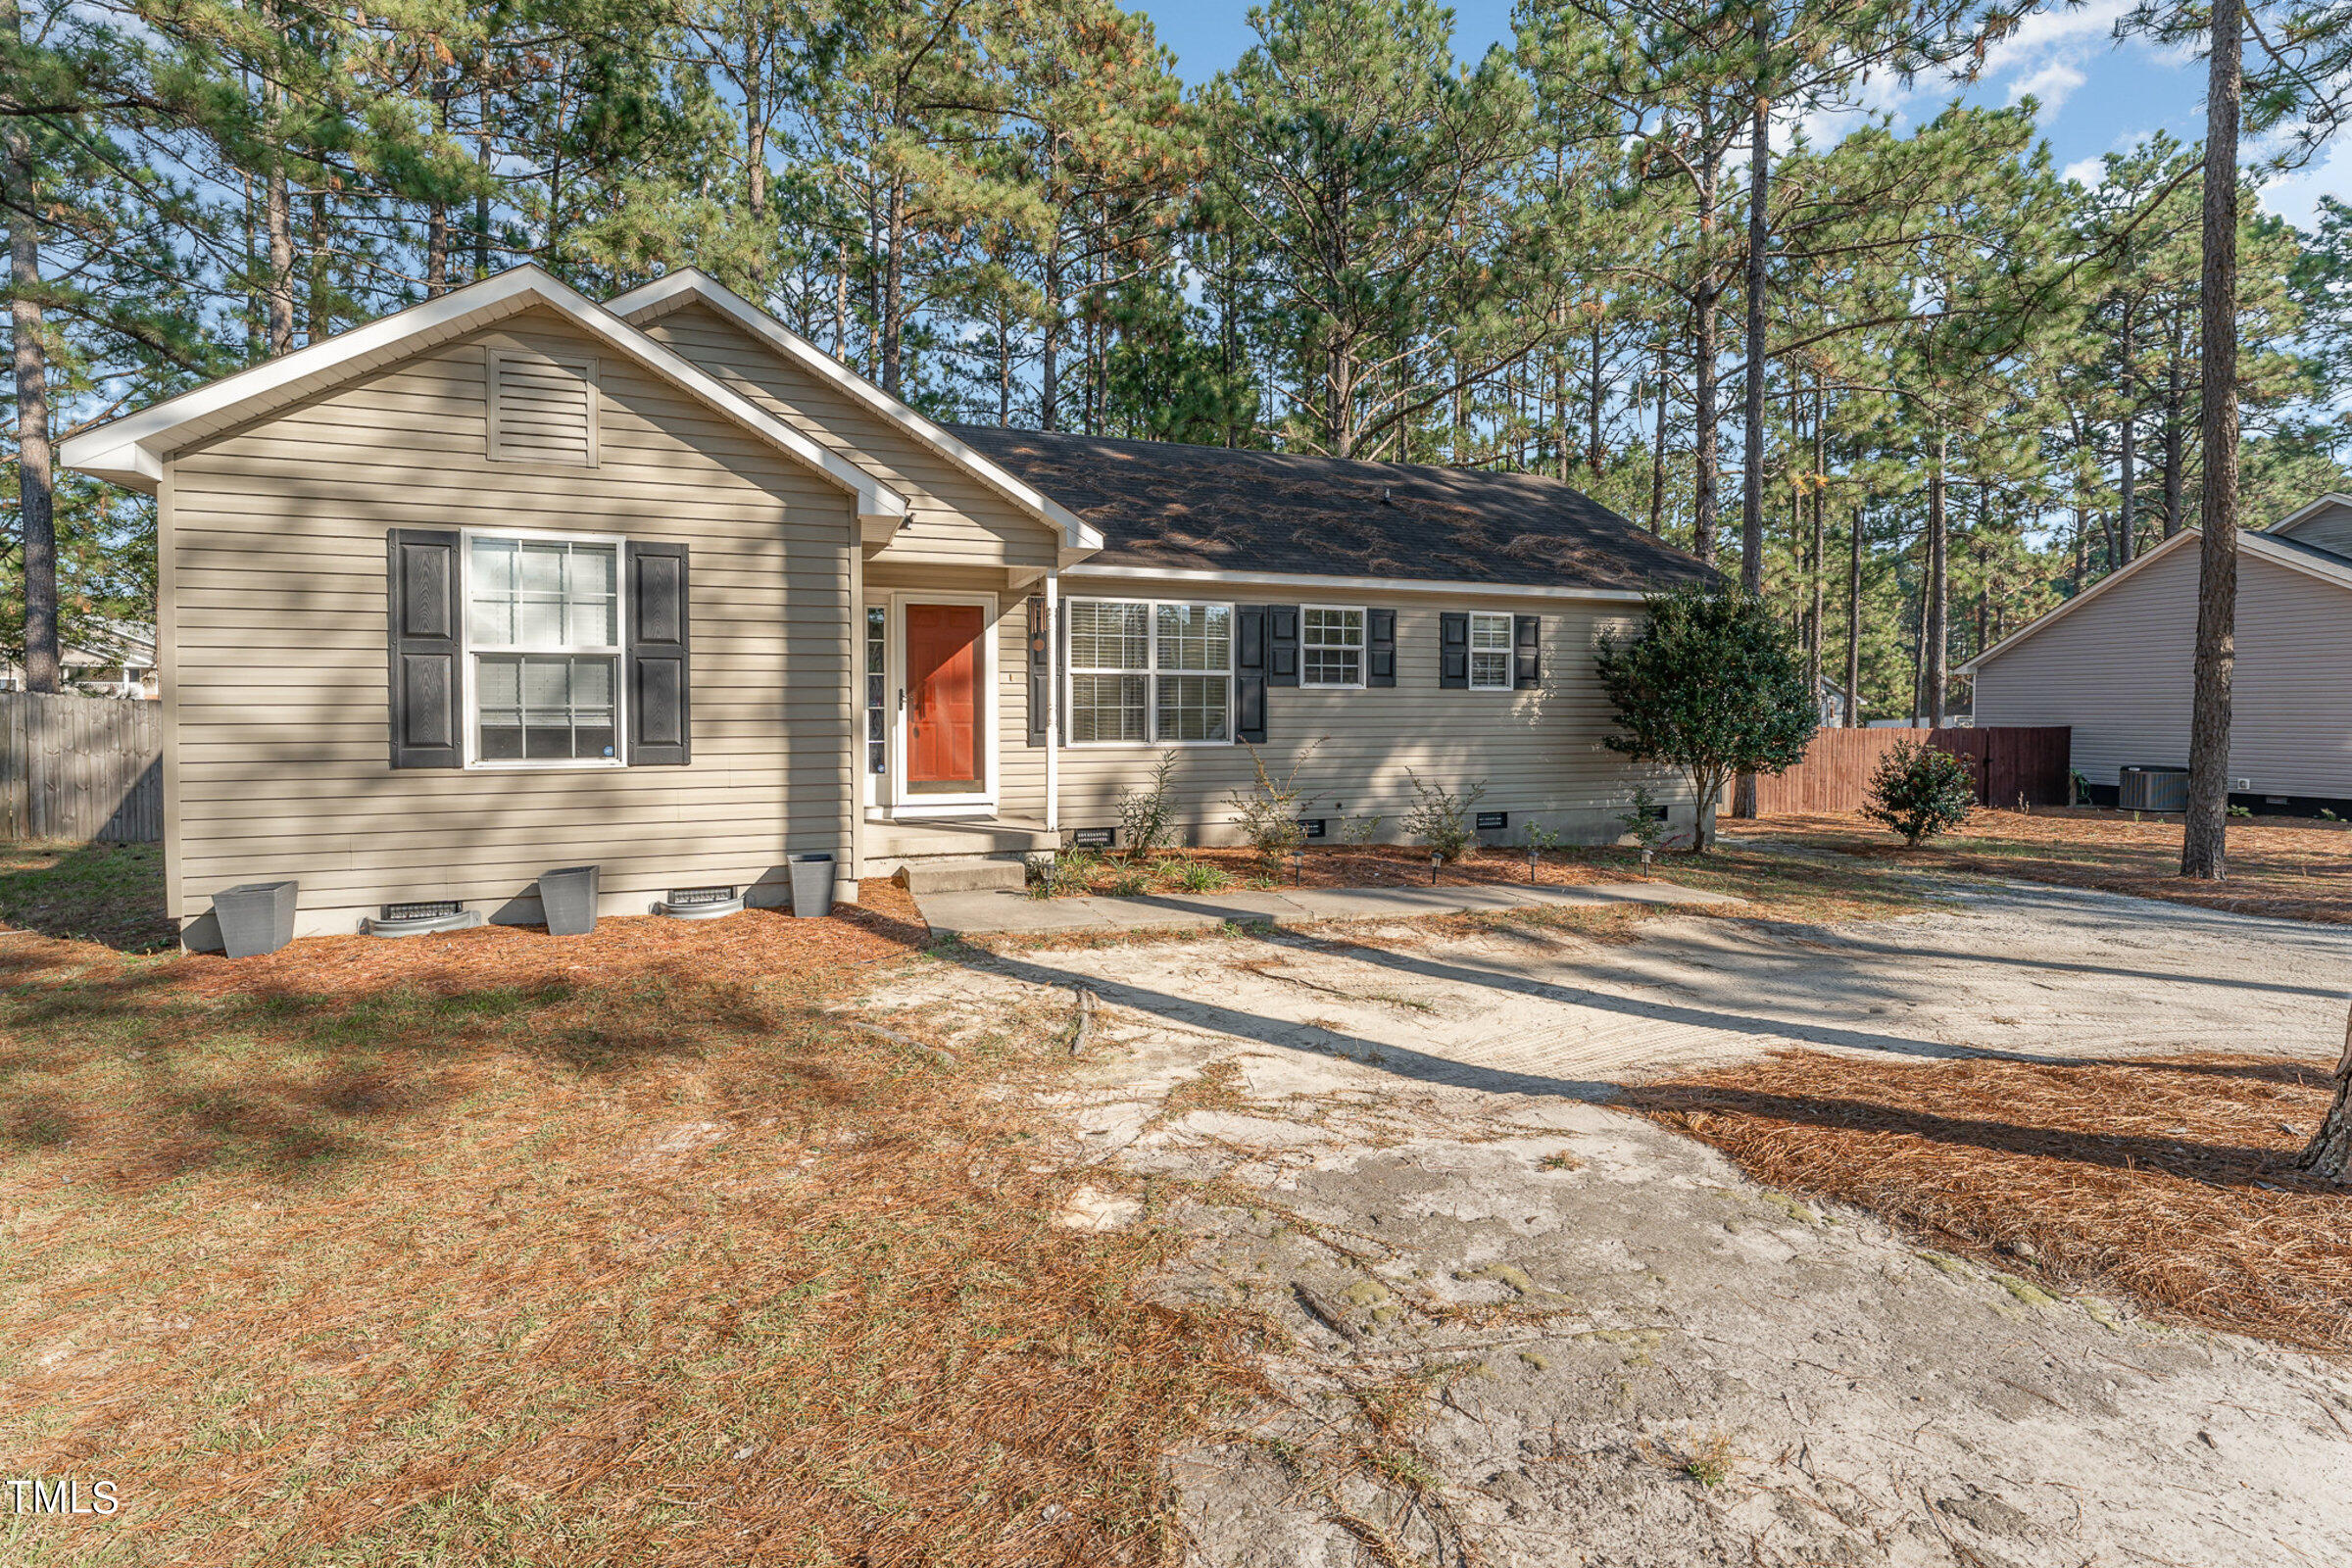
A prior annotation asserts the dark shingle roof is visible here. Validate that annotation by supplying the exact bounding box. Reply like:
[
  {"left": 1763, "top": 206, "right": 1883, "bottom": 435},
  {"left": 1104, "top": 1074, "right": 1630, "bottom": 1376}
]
[{"left": 945, "top": 425, "right": 1717, "bottom": 594}]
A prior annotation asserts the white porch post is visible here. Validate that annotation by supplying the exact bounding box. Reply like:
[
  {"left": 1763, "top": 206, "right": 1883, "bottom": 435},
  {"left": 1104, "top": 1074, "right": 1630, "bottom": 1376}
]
[{"left": 1044, "top": 569, "right": 1059, "bottom": 835}]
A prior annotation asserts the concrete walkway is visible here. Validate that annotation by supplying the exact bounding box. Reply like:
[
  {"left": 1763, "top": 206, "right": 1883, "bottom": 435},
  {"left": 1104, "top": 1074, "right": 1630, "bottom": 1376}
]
[{"left": 914, "top": 876, "right": 1741, "bottom": 938}]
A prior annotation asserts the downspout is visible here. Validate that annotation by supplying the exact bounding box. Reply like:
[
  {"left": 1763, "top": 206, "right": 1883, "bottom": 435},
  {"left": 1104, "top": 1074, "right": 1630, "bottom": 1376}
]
[{"left": 1043, "top": 570, "right": 1059, "bottom": 836}]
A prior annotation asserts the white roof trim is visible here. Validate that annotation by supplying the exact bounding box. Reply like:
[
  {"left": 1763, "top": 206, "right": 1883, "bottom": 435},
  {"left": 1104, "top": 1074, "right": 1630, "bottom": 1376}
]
[
  {"left": 2267, "top": 491, "right": 2352, "bottom": 536},
  {"left": 1960, "top": 526, "right": 2352, "bottom": 674},
  {"left": 1061, "top": 562, "right": 1654, "bottom": 603},
  {"left": 606, "top": 270, "right": 1103, "bottom": 553},
  {"left": 60, "top": 265, "right": 906, "bottom": 521}
]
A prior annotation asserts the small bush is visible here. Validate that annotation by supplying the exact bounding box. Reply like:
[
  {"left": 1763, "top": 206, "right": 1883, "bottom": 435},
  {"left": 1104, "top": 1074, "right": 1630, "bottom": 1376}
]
[
  {"left": 1225, "top": 741, "right": 1320, "bottom": 866},
  {"left": 1117, "top": 752, "right": 1181, "bottom": 859},
  {"left": 1615, "top": 784, "right": 1671, "bottom": 857},
  {"left": 1106, "top": 869, "right": 1151, "bottom": 897},
  {"left": 1163, "top": 859, "right": 1231, "bottom": 893},
  {"left": 1338, "top": 814, "right": 1386, "bottom": 846},
  {"left": 1862, "top": 741, "right": 1977, "bottom": 847},
  {"left": 1402, "top": 770, "right": 1488, "bottom": 863}
]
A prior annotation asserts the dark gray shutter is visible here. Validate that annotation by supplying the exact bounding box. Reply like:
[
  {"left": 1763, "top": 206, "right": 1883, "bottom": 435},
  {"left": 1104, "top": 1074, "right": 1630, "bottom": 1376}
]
[
  {"left": 1266, "top": 605, "right": 1299, "bottom": 687},
  {"left": 1234, "top": 605, "right": 1268, "bottom": 744},
  {"left": 1366, "top": 609, "right": 1396, "bottom": 687},
  {"left": 387, "top": 528, "right": 462, "bottom": 769},
  {"left": 626, "top": 541, "right": 691, "bottom": 765},
  {"left": 1439, "top": 612, "right": 1469, "bottom": 689},
  {"left": 1514, "top": 613, "right": 1542, "bottom": 688},
  {"left": 1025, "top": 595, "right": 1051, "bottom": 746},
  {"left": 1056, "top": 597, "right": 1070, "bottom": 744}
]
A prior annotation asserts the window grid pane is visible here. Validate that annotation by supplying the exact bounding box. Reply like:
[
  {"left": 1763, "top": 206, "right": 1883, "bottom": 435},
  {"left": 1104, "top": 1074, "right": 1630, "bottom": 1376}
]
[
  {"left": 1470, "top": 612, "right": 1513, "bottom": 690},
  {"left": 1071, "top": 673, "right": 1147, "bottom": 743},
  {"left": 1302, "top": 607, "right": 1364, "bottom": 687},
  {"left": 1154, "top": 675, "right": 1230, "bottom": 743},
  {"left": 469, "top": 537, "right": 619, "bottom": 652},
  {"left": 476, "top": 653, "right": 617, "bottom": 761},
  {"left": 864, "top": 606, "right": 887, "bottom": 774},
  {"left": 1070, "top": 601, "right": 1149, "bottom": 670},
  {"left": 1154, "top": 604, "right": 1230, "bottom": 673}
]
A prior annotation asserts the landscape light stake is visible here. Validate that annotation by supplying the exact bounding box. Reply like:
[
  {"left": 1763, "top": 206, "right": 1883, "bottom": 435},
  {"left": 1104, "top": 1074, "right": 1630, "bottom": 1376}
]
[
  {"left": 1430, "top": 852, "right": 1440, "bottom": 886},
  {"left": 1293, "top": 847, "right": 1303, "bottom": 886},
  {"left": 1528, "top": 844, "right": 1539, "bottom": 882}
]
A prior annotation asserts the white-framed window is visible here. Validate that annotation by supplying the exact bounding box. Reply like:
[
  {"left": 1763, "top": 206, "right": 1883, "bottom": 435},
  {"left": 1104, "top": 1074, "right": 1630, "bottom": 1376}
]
[
  {"left": 1301, "top": 605, "right": 1366, "bottom": 688},
  {"left": 1067, "top": 598, "right": 1232, "bottom": 745},
  {"left": 1469, "top": 611, "right": 1514, "bottom": 691},
  {"left": 464, "top": 530, "right": 625, "bottom": 766}
]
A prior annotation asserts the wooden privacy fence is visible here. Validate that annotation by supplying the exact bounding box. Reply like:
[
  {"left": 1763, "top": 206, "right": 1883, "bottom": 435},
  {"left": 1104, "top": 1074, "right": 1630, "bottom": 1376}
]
[
  {"left": 1747, "top": 726, "right": 2072, "bottom": 815},
  {"left": 0, "top": 692, "right": 163, "bottom": 843}
]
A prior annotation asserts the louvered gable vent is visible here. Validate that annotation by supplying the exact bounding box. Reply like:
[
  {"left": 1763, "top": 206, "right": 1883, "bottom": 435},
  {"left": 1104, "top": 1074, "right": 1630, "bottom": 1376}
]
[{"left": 487, "top": 349, "right": 598, "bottom": 466}]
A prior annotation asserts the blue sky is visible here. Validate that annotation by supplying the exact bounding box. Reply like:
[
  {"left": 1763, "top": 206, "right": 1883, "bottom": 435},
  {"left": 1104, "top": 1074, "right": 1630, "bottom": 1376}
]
[{"left": 1133, "top": 0, "right": 2343, "bottom": 230}]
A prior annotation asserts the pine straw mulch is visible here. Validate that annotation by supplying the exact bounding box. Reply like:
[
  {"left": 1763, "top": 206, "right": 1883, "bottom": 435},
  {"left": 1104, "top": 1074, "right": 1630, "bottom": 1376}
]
[
  {"left": 0, "top": 883, "right": 1266, "bottom": 1567},
  {"left": 1626, "top": 1048, "right": 2352, "bottom": 1354},
  {"left": 1723, "top": 808, "right": 2352, "bottom": 925}
]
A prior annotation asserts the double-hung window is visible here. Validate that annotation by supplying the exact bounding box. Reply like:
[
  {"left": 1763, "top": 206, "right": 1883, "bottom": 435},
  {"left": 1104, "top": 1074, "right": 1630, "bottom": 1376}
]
[
  {"left": 1301, "top": 606, "right": 1365, "bottom": 688},
  {"left": 466, "top": 533, "right": 624, "bottom": 764},
  {"left": 1468, "top": 611, "right": 1515, "bottom": 691},
  {"left": 1067, "top": 598, "right": 1233, "bottom": 744}
]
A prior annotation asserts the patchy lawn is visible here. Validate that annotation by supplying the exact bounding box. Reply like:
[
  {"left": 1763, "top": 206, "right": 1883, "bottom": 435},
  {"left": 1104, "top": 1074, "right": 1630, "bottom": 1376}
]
[
  {"left": 0, "top": 842, "right": 176, "bottom": 953},
  {"left": 0, "top": 885, "right": 1257, "bottom": 1565},
  {"left": 1629, "top": 1049, "right": 2352, "bottom": 1353},
  {"left": 1725, "top": 808, "right": 2352, "bottom": 924}
]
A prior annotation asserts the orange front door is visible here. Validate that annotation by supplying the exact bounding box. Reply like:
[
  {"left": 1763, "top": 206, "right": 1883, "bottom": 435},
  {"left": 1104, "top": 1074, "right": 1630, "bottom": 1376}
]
[{"left": 905, "top": 604, "right": 984, "bottom": 791}]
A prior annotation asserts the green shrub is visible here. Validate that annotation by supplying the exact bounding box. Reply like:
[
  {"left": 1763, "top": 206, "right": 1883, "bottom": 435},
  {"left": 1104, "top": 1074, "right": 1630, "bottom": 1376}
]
[
  {"left": 1106, "top": 869, "right": 1151, "bottom": 896},
  {"left": 1338, "top": 814, "right": 1386, "bottom": 846},
  {"left": 1615, "top": 784, "right": 1671, "bottom": 857},
  {"left": 1224, "top": 741, "right": 1320, "bottom": 866},
  {"left": 1402, "top": 770, "right": 1487, "bottom": 863},
  {"left": 1117, "top": 752, "right": 1181, "bottom": 859},
  {"left": 1862, "top": 741, "right": 1977, "bottom": 847}
]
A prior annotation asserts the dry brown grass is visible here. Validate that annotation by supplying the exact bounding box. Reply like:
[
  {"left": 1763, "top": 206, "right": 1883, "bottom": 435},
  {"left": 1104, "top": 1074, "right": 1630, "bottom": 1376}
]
[
  {"left": 0, "top": 886, "right": 1261, "bottom": 1565},
  {"left": 1727, "top": 808, "right": 2352, "bottom": 924},
  {"left": 1628, "top": 1048, "right": 2352, "bottom": 1352}
]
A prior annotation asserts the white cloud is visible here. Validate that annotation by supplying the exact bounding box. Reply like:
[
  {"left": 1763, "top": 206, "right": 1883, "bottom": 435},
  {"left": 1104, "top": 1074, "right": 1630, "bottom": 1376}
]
[
  {"left": 2007, "top": 61, "right": 2087, "bottom": 112},
  {"left": 2257, "top": 136, "right": 2352, "bottom": 229},
  {"left": 2063, "top": 155, "right": 2107, "bottom": 187}
]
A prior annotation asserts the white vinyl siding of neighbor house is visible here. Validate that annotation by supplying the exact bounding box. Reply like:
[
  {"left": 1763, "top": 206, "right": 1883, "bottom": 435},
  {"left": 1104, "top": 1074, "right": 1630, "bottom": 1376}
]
[
  {"left": 636, "top": 299, "right": 1055, "bottom": 573},
  {"left": 162, "top": 306, "right": 858, "bottom": 937},
  {"left": 1971, "top": 541, "right": 2352, "bottom": 798},
  {"left": 1051, "top": 580, "right": 1685, "bottom": 844}
]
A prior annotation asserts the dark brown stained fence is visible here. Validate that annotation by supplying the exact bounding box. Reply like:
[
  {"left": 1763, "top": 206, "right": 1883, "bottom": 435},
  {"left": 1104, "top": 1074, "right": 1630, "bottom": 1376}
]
[
  {"left": 1748, "top": 726, "right": 2072, "bottom": 815},
  {"left": 0, "top": 692, "right": 164, "bottom": 843}
]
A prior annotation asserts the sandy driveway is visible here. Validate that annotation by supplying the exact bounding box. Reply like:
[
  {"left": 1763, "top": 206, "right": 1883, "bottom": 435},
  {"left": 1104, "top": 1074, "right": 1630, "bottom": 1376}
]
[
  {"left": 872, "top": 873, "right": 2352, "bottom": 1565},
  {"left": 961, "top": 875, "right": 2352, "bottom": 1096}
]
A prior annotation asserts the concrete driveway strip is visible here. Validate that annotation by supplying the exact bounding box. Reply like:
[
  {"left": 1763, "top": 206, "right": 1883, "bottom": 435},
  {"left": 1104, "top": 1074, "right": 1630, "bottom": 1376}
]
[{"left": 912, "top": 879, "right": 1742, "bottom": 937}]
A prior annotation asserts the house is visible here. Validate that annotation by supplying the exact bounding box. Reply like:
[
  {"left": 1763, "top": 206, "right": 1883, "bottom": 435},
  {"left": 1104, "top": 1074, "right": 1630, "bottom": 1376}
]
[
  {"left": 60, "top": 265, "right": 1714, "bottom": 947},
  {"left": 0, "top": 621, "right": 158, "bottom": 699},
  {"left": 1963, "top": 494, "right": 2352, "bottom": 812}
]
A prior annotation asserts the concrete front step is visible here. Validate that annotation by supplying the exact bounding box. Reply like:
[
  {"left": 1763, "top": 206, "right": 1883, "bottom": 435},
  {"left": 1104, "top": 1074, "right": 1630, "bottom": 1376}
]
[{"left": 892, "top": 855, "right": 1030, "bottom": 895}]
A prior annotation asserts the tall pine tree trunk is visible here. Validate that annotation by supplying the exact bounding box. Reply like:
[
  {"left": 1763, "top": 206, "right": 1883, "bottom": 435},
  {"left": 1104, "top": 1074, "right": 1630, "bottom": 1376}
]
[
  {"left": 4, "top": 0, "right": 59, "bottom": 693},
  {"left": 2296, "top": 1000, "right": 2352, "bottom": 1183},
  {"left": 2182, "top": 0, "right": 2241, "bottom": 881},
  {"left": 1927, "top": 430, "right": 1948, "bottom": 727},
  {"left": 259, "top": 1, "right": 296, "bottom": 356},
  {"left": 2118, "top": 308, "right": 2136, "bottom": 564},
  {"left": 1807, "top": 391, "right": 1825, "bottom": 709},
  {"left": 1690, "top": 148, "right": 1722, "bottom": 564},
  {"left": 1649, "top": 335, "right": 1668, "bottom": 534},
  {"left": 1587, "top": 318, "right": 1604, "bottom": 477},
  {"left": 425, "top": 74, "right": 451, "bottom": 296},
  {"left": 1844, "top": 507, "right": 1862, "bottom": 727},
  {"left": 881, "top": 177, "right": 906, "bottom": 397},
  {"left": 2162, "top": 338, "right": 2185, "bottom": 537}
]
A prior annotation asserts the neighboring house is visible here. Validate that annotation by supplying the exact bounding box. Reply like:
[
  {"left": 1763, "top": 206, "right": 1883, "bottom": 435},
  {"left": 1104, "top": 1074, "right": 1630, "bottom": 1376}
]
[
  {"left": 1963, "top": 493, "right": 2352, "bottom": 812},
  {"left": 0, "top": 622, "right": 159, "bottom": 699},
  {"left": 60, "top": 265, "right": 1713, "bottom": 947}
]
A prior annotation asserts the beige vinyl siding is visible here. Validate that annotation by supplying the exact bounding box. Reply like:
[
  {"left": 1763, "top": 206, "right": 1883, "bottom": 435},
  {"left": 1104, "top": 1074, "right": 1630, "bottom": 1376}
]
[
  {"left": 1053, "top": 581, "right": 1683, "bottom": 843},
  {"left": 2275, "top": 500, "right": 2352, "bottom": 560},
  {"left": 165, "top": 305, "right": 857, "bottom": 937},
  {"left": 1972, "top": 543, "right": 2352, "bottom": 797},
  {"left": 639, "top": 300, "right": 1055, "bottom": 571}
]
